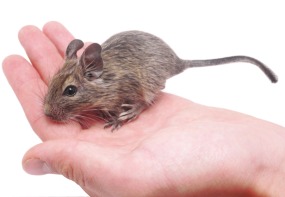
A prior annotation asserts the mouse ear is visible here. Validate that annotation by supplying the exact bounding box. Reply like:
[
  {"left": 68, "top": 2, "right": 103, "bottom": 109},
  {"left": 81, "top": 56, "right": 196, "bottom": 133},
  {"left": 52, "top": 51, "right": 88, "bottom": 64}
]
[
  {"left": 66, "top": 39, "right": 84, "bottom": 59},
  {"left": 80, "top": 43, "right": 103, "bottom": 80}
]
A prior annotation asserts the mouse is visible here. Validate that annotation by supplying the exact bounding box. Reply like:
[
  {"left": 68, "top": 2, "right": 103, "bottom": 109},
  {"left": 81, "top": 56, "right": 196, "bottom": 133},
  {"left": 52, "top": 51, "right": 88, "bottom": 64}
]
[{"left": 43, "top": 30, "right": 278, "bottom": 130}]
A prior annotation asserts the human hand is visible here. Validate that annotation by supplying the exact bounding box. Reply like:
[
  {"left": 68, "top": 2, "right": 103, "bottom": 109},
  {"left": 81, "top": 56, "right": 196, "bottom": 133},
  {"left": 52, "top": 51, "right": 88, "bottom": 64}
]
[{"left": 3, "top": 21, "right": 285, "bottom": 197}]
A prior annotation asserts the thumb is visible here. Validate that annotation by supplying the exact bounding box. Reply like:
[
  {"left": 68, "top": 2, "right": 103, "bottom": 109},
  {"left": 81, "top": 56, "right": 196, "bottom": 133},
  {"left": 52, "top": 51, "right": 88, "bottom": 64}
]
[
  {"left": 22, "top": 139, "right": 124, "bottom": 196},
  {"left": 23, "top": 139, "right": 84, "bottom": 176},
  {"left": 22, "top": 139, "right": 108, "bottom": 180}
]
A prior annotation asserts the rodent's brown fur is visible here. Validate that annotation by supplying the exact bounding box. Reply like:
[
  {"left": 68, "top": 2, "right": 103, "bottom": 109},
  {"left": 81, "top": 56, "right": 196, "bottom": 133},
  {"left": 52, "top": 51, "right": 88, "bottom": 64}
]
[{"left": 44, "top": 30, "right": 278, "bottom": 130}]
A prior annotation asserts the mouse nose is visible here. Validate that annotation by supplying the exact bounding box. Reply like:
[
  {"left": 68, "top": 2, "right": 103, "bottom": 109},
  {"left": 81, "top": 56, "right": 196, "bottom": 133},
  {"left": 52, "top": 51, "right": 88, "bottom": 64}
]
[
  {"left": 44, "top": 104, "right": 52, "bottom": 117},
  {"left": 43, "top": 103, "right": 66, "bottom": 121}
]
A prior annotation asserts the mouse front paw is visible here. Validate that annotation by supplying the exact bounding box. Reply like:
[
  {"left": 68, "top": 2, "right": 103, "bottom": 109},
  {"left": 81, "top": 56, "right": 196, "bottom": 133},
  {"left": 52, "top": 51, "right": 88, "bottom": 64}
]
[
  {"left": 118, "top": 103, "right": 146, "bottom": 122},
  {"left": 104, "top": 103, "right": 146, "bottom": 131}
]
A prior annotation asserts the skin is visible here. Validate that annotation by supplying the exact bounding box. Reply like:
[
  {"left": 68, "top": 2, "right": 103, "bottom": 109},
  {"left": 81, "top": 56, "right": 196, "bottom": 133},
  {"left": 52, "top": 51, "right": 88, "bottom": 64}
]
[{"left": 2, "top": 21, "right": 285, "bottom": 197}]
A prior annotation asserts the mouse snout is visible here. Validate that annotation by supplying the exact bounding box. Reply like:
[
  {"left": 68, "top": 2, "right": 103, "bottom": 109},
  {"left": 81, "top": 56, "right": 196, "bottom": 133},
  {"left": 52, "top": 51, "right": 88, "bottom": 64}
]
[{"left": 43, "top": 103, "right": 65, "bottom": 121}]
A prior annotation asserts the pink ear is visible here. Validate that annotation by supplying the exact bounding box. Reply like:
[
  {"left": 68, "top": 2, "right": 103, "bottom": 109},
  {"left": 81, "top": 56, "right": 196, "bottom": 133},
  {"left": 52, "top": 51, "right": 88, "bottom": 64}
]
[
  {"left": 66, "top": 39, "right": 84, "bottom": 59},
  {"left": 80, "top": 43, "right": 103, "bottom": 80}
]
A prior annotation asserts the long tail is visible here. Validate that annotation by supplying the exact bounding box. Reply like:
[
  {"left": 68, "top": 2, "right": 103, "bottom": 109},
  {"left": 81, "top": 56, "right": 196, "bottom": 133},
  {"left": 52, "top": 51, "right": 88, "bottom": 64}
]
[{"left": 184, "top": 56, "right": 278, "bottom": 83}]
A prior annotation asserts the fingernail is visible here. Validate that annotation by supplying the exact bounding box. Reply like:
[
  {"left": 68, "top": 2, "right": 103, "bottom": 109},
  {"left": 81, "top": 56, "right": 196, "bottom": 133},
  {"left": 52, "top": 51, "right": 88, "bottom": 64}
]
[{"left": 23, "top": 159, "right": 55, "bottom": 175}]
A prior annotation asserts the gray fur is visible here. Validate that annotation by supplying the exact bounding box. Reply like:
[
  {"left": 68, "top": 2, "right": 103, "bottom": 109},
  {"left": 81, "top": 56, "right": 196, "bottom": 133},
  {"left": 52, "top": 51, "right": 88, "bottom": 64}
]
[{"left": 43, "top": 30, "right": 278, "bottom": 130}]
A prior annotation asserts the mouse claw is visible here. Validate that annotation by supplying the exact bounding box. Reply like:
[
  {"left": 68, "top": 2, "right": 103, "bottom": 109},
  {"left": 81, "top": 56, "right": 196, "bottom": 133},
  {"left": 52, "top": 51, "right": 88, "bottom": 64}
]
[{"left": 104, "top": 120, "right": 121, "bottom": 131}]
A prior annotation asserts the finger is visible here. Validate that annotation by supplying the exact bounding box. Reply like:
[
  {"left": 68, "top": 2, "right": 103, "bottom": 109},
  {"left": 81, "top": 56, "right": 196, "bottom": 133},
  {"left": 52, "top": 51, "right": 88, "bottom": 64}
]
[
  {"left": 22, "top": 139, "right": 117, "bottom": 195},
  {"left": 3, "top": 55, "right": 46, "bottom": 124},
  {"left": 2, "top": 55, "right": 80, "bottom": 140},
  {"left": 22, "top": 140, "right": 95, "bottom": 175},
  {"left": 42, "top": 21, "right": 74, "bottom": 57},
  {"left": 43, "top": 21, "right": 92, "bottom": 58},
  {"left": 18, "top": 25, "right": 64, "bottom": 84}
]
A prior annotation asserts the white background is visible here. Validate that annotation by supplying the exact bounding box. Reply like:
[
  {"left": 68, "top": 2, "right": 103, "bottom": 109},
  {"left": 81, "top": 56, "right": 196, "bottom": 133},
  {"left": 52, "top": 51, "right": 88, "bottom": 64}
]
[{"left": 0, "top": 0, "right": 284, "bottom": 196}]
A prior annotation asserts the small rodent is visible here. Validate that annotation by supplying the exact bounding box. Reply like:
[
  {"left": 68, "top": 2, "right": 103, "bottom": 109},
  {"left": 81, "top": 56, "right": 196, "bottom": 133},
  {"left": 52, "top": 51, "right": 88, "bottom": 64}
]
[{"left": 44, "top": 30, "right": 278, "bottom": 130}]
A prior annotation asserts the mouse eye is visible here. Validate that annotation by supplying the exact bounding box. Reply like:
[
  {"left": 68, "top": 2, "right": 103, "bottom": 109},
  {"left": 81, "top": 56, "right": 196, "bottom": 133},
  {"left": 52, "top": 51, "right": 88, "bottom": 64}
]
[{"left": 63, "top": 85, "right": 77, "bottom": 97}]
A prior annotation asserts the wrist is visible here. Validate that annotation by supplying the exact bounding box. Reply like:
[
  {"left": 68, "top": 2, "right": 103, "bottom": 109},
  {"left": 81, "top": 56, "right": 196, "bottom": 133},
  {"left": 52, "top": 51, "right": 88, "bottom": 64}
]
[{"left": 252, "top": 125, "right": 285, "bottom": 196}]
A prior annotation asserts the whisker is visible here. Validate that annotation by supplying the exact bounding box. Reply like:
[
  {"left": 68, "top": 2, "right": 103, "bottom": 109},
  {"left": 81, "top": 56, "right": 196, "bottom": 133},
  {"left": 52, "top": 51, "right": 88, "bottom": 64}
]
[
  {"left": 74, "top": 114, "right": 97, "bottom": 128},
  {"left": 79, "top": 108, "right": 111, "bottom": 121}
]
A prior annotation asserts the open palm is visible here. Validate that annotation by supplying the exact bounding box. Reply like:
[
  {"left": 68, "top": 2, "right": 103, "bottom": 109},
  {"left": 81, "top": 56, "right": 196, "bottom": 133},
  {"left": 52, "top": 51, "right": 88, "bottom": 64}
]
[{"left": 3, "top": 21, "right": 285, "bottom": 197}]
